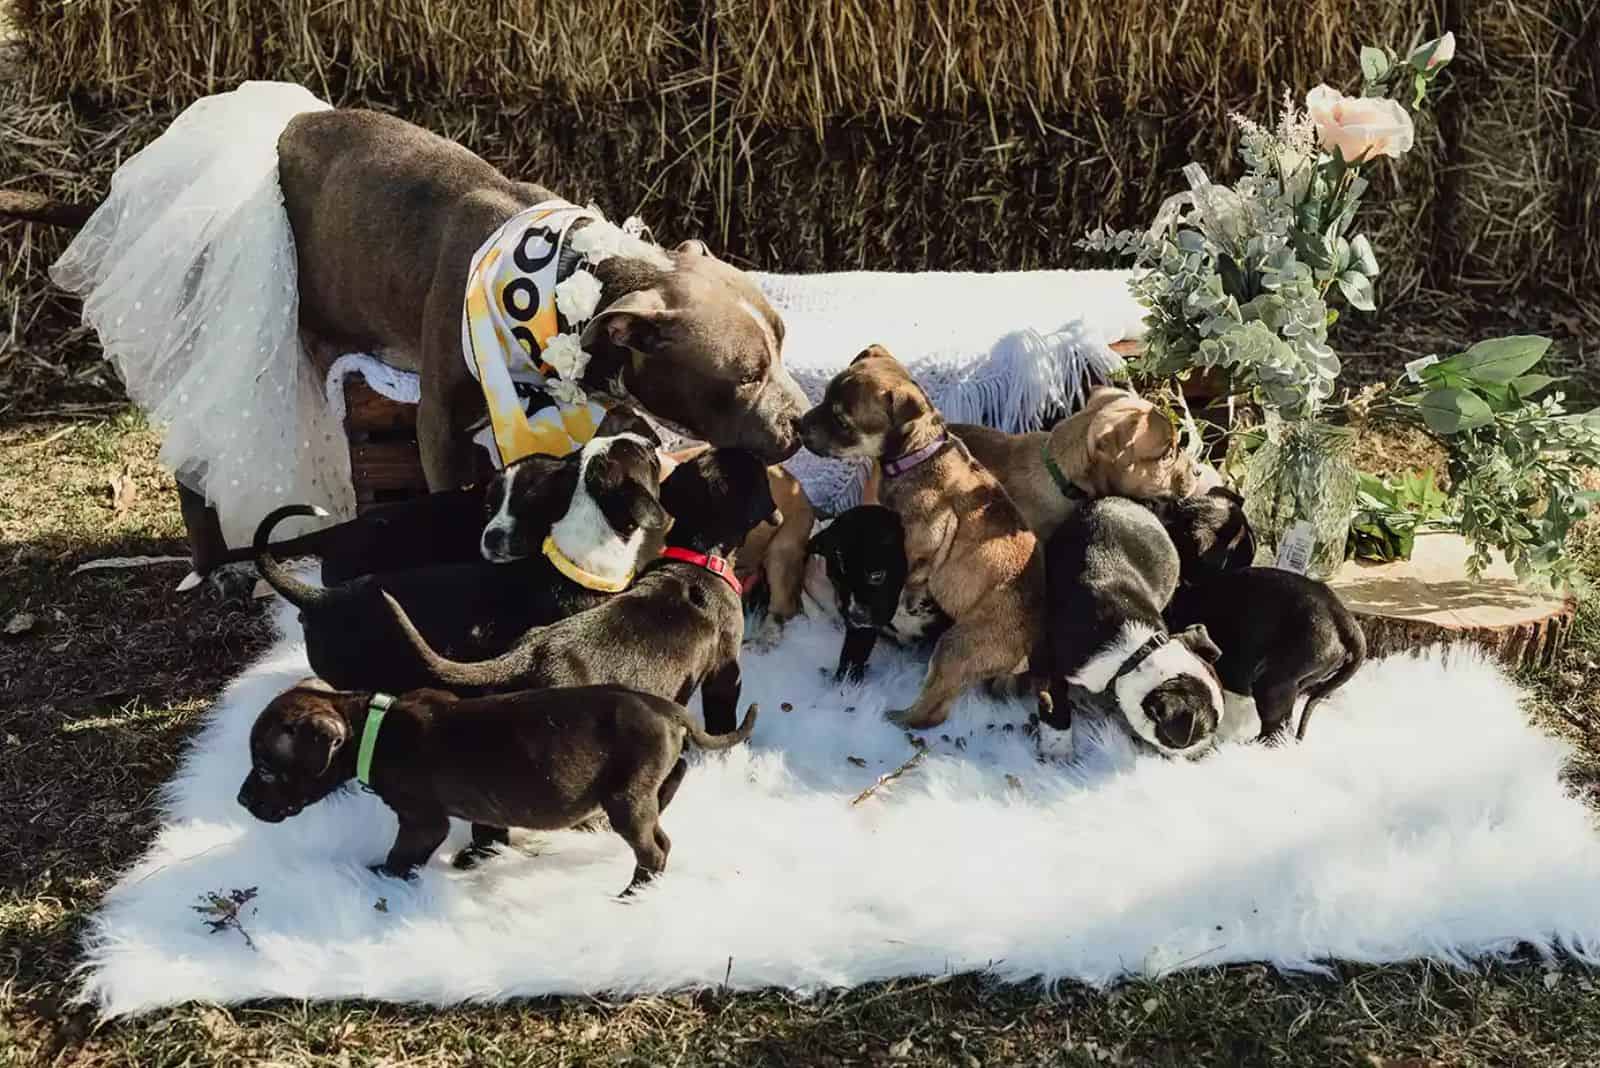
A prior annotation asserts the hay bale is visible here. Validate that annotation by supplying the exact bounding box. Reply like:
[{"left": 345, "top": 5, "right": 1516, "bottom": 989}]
[{"left": 11, "top": 0, "right": 681, "bottom": 107}]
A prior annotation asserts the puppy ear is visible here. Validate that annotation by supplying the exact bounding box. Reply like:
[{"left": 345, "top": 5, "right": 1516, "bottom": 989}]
[
  {"left": 580, "top": 289, "right": 670, "bottom": 354},
  {"left": 674, "top": 239, "right": 710, "bottom": 257},
  {"left": 852, "top": 344, "right": 894, "bottom": 365},
  {"left": 630, "top": 491, "right": 671, "bottom": 534},
  {"left": 1174, "top": 624, "right": 1222, "bottom": 664},
  {"left": 594, "top": 404, "right": 661, "bottom": 446},
  {"left": 276, "top": 711, "right": 348, "bottom": 777}
]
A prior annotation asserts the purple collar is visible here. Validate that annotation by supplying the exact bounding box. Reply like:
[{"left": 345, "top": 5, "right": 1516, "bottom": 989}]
[{"left": 882, "top": 434, "right": 949, "bottom": 478}]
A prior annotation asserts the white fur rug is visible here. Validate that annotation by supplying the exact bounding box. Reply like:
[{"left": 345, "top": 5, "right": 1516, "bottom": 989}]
[{"left": 80, "top": 605, "right": 1600, "bottom": 1016}]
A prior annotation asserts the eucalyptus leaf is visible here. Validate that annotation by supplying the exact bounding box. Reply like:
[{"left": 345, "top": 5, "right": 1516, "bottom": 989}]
[
  {"left": 1336, "top": 271, "right": 1376, "bottom": 311},
  {"left": 1419, "top": 388, "right": 1494, "bottom": 434},
  {"left": 1349, "top": 234, "right": 1380, "bottom": 276},
  {"left": 1451, "top": 335, "right": 1552, "bottom": 383},
  {"left": 1361, "top": 46, "right": 1390, "bottom": 82}
]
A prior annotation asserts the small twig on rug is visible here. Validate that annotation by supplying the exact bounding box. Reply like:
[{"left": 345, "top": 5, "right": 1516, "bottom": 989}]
[
  {"left": 850, "top": 750, "right": 928, "bottom": 807},
  {"left": 21, "top": 426, "right": 76, "bottom": 450},
  {"left": 193, "top": 887, "right": 259, "bottom": 951}
]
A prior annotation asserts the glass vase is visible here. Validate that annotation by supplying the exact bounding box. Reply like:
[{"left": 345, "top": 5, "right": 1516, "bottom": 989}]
[{"left": 1241, "top": 415, "right": 1359, "bottom": 581}]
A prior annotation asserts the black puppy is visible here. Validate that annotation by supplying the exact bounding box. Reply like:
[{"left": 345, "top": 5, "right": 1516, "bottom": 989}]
[
  {"left": 804, "top": 506, "right": 949, "bottom": 681},
  {"left": 256, "top": 430, "right": 668, "bottom": 691},
  {"left": 1040, "top": 497, "right": 1224, "bottom": 759},
  {"left": 1141, "top": 486, "right": 1257, "bottom": 578},
  {"left": 1165, "top": 567, "right": 1366, "bottom": 742},
  {"left": 212, "top": 406, "right": 661, "bottom": 584},
  {"left": 383, "top": 448, "right": 780, "bottom": 737},
  {"left": 237, "top": 679, "right": 757, "bottom": 891}
]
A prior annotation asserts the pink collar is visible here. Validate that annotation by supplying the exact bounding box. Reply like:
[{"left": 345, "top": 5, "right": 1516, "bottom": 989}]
[
  {"left": 658, "top": 546, "right": 744, "bottom": 596},
  {"left": 882, "top": 434, "right": 948, "bottom": 478}
]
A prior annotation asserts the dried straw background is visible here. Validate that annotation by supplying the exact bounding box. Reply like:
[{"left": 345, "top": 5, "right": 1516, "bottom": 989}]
[{"left": 2, "top": 0, "right": 1596, "bottom": 408}]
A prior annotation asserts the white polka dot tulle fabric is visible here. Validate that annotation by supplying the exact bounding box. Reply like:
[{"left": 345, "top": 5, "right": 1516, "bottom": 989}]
[{"left": 51, "top": 82, "right": 353, "bottom": 546}]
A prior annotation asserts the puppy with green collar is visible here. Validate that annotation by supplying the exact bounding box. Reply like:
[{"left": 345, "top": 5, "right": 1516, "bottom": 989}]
[
  {"left": 236, "top": 680, "right": 756, "bottom": 888},
  {"left": 1039, "top": 497, "right": 1224, "bottom": 759}
]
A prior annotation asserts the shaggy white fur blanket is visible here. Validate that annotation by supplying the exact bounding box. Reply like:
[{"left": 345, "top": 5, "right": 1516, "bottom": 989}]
[{"left": 79, "top": 606, "right": 1600, "bottom": 1016}]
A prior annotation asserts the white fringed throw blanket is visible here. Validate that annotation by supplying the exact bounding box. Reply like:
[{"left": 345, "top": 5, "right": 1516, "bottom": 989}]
[
  {"left": 78, "top": 601, "right": 1600, "bottom": 1017},
  {"left": 328, "top": 269, "right": 1143, "bottom": 514}
]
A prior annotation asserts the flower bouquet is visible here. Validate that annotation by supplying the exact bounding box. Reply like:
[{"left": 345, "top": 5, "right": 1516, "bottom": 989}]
[{"left": 1083, "top": 32, "right": 1600, "bottom": 587}]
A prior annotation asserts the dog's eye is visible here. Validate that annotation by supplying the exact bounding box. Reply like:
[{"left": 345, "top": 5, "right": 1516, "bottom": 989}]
[
  {"left": 866, "top": 569, "right": 887, "bottom": 586},
  {"left": 255, "top": 766, "right": 279, "bottom": 784},
  {"left": 831, "top": 403, "right": 850, "bottom": 425}
]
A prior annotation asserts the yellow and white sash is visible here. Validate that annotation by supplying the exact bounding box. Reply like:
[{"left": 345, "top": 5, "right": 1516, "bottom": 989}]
[{"left": 461, "top": 199, "right": 604, "bottom": 467}]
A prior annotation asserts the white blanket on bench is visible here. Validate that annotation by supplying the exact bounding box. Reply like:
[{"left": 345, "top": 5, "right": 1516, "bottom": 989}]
[{"left": 328, "top": 269, "right": 1142, "bottom": 514}]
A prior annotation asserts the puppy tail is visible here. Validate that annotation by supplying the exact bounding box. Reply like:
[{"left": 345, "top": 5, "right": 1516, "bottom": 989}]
[
  {"left": 254, "top": 504, "right": 333, "bottom": 609},
  {"left": 1295, "top": 614, "right": 1368, "bottom": 742},
  {"left": 380, "top": 591, "right": 524, "bottom": 689},
  {"left": 681, "top": 703, "right": 759, "bottom": 750}
]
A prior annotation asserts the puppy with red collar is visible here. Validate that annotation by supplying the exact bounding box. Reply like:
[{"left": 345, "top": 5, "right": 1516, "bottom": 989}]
[
  {"left": 236, "top": 679, "right": 756, "bottom": 889},
  {"left": 255, "top": 428, "right": 669, "bottom": 692},
  {"left": 1038, "top": 496, "right": 1224, "bottom": 759},
  {"left": 383, "top": 448, "right": 779, "bottom": 737}
]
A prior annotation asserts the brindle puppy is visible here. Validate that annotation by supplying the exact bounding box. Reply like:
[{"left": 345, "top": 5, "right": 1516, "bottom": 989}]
[{"left": 798, "top": 345, "right": 1044, "bottom": 729}]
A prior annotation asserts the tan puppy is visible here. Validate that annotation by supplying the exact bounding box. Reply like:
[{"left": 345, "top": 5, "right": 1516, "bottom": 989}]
[
  {"left": 950, "top": 386, "right": 1204, "bottom": 541},
  {"left": 799, "top": 345, "right": 1043, "bottom": 729},
  {"left": 665, "top": 446, "right": 815, "bottom": 622}
]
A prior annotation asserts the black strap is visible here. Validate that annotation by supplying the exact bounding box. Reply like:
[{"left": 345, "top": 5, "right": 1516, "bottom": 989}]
[{"left": 1063, "top": 631, "right": 1169, "bottom": 717}]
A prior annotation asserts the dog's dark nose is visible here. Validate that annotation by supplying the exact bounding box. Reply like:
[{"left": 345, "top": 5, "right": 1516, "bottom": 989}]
[
  {"left": 482, "top": 527, "right": 509, "bottom": 559},
  {"left": 1154, "top": 707, "right": 1203, "bottom": 750}
]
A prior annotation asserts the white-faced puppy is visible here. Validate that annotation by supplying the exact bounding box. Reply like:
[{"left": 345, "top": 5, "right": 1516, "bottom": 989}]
[
  {"left": 1041, "top": 497, "right": 1224, "bottom": 759},
  {"left": 798, "top": 345, "right": 1043, "bottom": 729},
  {"left": 1166, "top": 567, "right": 1365, "bottom": 742},
  {"left": 255, "top": 429, "right": 668, "bottom": 692},
  {"left": 950, "top": 386, "right": 1207, "bottom": 541}
]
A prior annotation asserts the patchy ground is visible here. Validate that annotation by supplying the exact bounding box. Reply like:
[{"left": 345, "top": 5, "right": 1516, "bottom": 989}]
[{"left": 3, "top": 412, "right": 1600, "bottom": 1067}]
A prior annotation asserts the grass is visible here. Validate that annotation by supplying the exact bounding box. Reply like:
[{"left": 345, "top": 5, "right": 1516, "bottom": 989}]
[{"left": 3, "top": 411, "right": 1600, "bottom": 1067}]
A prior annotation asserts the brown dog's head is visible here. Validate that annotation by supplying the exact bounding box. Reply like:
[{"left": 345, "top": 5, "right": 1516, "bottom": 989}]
[
  {"left": 237, "top": 680, "right": 353, "bottom": 823},
  {"left": 797, "top": 345, "right": 942, "bottom": 461},
  {"left": 1047, "top": 387, "right": 1200, "bottom": 499},
  {"left": 581, "top": 241, "right": 806, "bottom": 464}
]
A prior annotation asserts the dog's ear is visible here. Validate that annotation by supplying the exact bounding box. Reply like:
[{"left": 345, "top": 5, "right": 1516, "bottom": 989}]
[
  {"left": 1173, "top": 624, "right": 1222, "bottom": 664},
  {"left": 272, "top": 709, "right": 348, "bottom": 777},
  {"left": 581, "top": 289, "right": 670, "bottom": 354},
  {"left": 594, "top": 404, "right": 661, "bottom": 447},
  {"left": 852, "top": 344, "right": 894, "bottom": 365},
  {"left": 674, "top": 239, "right": 710, "bottom": 257}
]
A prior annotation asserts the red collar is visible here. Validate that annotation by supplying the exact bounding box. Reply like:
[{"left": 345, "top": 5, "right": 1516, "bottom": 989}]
[{"left": 658, "top": 546, "right": 744, "bottom": 596}]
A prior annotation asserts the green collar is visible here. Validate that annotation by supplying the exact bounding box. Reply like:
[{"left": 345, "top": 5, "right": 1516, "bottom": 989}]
[
  {"left": 1042, "top": 439, "right": 1082, "bottom": 501},
  {"left": 356, "top": 693, "right": 395, "bottom": 787}
]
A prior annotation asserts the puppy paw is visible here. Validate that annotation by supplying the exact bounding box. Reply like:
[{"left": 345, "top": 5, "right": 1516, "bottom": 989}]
[
  {"left": 745, "top": 614, "right": 784, "bottom": 650},
  {"left": 369, "top": 862, "right": 419, "bottom": 881},
  {"left": 884, "top": 708, "right": 936, "bottom": 730}
]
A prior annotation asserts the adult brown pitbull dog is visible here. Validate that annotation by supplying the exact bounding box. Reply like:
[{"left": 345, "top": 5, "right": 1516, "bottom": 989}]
[
  {"left": 798, "top": 345, "right": 1044, "bottom": 729},
  {"left": 277, "top": 109, "right": 807, "bottom": 488}
]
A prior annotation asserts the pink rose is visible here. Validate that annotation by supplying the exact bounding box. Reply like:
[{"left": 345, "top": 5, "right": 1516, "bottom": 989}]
[{"left": 1304, "top": 85, "right": 1415, "bottom": 162}]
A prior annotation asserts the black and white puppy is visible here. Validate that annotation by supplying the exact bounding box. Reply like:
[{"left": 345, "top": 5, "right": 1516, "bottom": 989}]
[
  {"left": 254, "top": 430, "right": 668, "bottom": 691},
  {"left": 1040, "top": 497, "right": 1224, "bottom": 759},
  {"left": 1165, "top": 567, "right": 1366, "bottom": 742},
  {"left": 204, "top": 406, "right": 663, "bottom": 584},
  {"left": 803, "top": 505, "right": 950, "bottom": 681}
]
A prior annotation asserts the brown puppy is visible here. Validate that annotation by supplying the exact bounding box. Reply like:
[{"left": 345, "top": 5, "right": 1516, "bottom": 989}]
[
  {"left": 949, "top": 386, "right": 1203, "bottom": 541},
  {"left": 666, "top": 445, "right": 816, "bottom": 624},
  {"left": 798, "top": 345, "right": 1043, "bottom": 729},
  {"left": 382, "top": 448, "right": 777, "bottom": 736},
  {"left": 236, "top": 680, "right": 756, "bottom": 891}
]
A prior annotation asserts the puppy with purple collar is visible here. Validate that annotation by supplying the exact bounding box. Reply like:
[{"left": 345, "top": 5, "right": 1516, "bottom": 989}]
[{"left": 1039, "top": 496, "right": 1224, "bottom": 759}]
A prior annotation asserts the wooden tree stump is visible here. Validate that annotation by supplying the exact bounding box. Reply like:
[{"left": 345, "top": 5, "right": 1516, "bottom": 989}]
[{"left": 1327, "top": 532, "right": 1576, "bottom": 671}]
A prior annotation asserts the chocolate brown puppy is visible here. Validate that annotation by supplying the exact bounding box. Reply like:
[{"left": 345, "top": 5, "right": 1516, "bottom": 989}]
[
  {"left": 949, "top": 387, "right": 1205, "bottom": 541},
  {"left": 798, "top": 345, "right": 1043, "bottom": 729},
  {"left": 236, "top": 680, "right": 757, "bottom": 891},
  {"left": 384, "top": 448, "right": 778, "bottom": 735}
]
